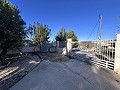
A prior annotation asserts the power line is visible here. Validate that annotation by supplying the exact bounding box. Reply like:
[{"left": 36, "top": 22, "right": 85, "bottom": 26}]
[
  {"left": 95, "top": 27, "right": 99, "bottom": 40},
  {"left": 87, "top": 18, "right": 99, "bottom": 40}
]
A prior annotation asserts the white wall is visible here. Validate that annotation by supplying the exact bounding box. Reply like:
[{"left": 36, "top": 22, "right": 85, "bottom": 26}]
[{"left": 114, "top": 34, "right": 120, "bottom": 74}]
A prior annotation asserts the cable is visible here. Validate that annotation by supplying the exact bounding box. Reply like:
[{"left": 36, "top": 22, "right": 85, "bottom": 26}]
[
  {"left": 95, "top": 27, "right": 99, "bottom": 40},
  {"left": 87, "top": 19, "right": 99, "bottom": 40}
]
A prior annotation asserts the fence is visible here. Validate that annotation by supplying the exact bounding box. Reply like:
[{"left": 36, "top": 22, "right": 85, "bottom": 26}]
[
  {"left": 79, "top": 34, "right": 120, "bottom": 73},
  {"left": 90, "top": 40, "right": 115, "bottom": 70}
]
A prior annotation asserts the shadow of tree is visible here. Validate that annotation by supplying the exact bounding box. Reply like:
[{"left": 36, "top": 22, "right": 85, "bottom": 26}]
[{"left": 0, "top": 54, "right": 42, "bottom": 90}]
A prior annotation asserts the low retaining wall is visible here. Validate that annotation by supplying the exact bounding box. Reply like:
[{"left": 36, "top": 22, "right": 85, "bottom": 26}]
[{"left": 7, "top": 46, "right": 40, "bottom": 54}]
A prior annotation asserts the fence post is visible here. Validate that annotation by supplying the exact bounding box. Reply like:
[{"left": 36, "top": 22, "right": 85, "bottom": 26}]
[
  {"left": 106, "top": 61, "right": 108, "bottom": 68},
  {"left": 114, "top": 34, "right": 120, "bottom": 74}
]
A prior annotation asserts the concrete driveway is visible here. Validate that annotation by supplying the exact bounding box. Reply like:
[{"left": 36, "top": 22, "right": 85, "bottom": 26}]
[{"left": 10, "top": 59, "right": 120, "bottom": 90}]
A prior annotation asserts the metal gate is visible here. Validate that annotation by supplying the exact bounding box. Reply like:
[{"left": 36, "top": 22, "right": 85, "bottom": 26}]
[
  {"left": 79, "top": 40, "right": 116, "bottom": 70},
  {"left": 92, "top": 40, "right": 115, "bottom": 70}
]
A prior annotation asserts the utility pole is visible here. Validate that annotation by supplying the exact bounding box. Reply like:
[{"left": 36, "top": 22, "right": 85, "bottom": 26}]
[
  {"left": 99, "top": 15, "right": 102, "bottom": 54},
  {"left": 99, "top": 15, "right": 102, "bottom": 41}
]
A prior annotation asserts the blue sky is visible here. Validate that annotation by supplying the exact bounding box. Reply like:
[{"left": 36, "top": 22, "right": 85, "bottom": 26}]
[{"left": 8, "top": 0, "right": 120, "bottom": 41}]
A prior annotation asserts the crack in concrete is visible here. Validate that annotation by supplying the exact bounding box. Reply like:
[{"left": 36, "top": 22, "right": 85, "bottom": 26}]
[{"left": 62, "top": 63, "right": 93, "bottom": 85}]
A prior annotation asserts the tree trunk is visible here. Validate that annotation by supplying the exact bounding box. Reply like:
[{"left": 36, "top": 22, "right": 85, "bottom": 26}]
[
  {"left": 40, "top": 44, "right": 42, "bottom": 52},
  {"left": 0, "top": 49, "right": 7, "bottom": 66},
  {"left": 0, "top": 55, "right": 5, "bottom": 65}
]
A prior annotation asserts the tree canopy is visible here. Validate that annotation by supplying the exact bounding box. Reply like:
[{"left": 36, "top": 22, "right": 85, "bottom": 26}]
[
  {"left": 55, "top": 29, "right": 78, "bottom": 48},
  {"left": 55, "top": 28, "right": 66, "bottom": 41},
  {"left": 66, "top": 30, "right": 78, "bottom": 41},
  {"left": 32, "top": 22, "right": 51, "bottom": 45},
  {"left": 0, "top": 0, "right": 26, "bottom": 65},
  {"left": 66, "top": 30, "right": 78, "bottom": 48}
]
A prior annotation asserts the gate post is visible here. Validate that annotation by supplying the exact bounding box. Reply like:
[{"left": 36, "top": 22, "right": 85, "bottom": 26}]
[
  {"left": 62, "top": 38, "right": 72, "bottom": 55},
  {"left": 67, "top": 38, "right": 72, "bottom": 52},
  {"left": 57, "top": 41, "right": 59, "bottom": 47},
  {"left": 114, "top": 34, "right": 120, "bottom": 74}
]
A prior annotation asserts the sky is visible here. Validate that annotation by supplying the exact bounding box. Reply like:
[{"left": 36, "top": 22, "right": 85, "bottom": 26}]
[{"left": 8, "top": 0, "right": 120, "bottom": 41}]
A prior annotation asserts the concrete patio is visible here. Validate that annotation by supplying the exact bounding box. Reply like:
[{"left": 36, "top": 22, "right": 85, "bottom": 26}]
[{"left": 10, "top": 59, "right": 120, "bottom": 90}]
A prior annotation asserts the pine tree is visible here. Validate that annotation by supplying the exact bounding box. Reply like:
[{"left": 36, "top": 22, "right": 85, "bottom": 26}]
[{"left": 0, "top": 0, "right": 26, "bottom": 65}]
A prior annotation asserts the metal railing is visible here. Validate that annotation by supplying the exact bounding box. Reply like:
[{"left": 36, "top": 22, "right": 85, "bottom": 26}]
[{"left": 79, "top": 40, "right": 116, "bottom": 70}]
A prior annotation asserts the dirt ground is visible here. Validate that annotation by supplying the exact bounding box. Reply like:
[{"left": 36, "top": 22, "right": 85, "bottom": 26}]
[{"left": 0, "top": 52, "right": 68, "bottom": 90}]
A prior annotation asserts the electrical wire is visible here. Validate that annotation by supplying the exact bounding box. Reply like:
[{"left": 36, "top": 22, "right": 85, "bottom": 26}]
[
  {"left": 87, "top": 19, "right": 99, "bottom": 40},
  {"left": 95, "top": 27, "right": 99, "bottom": 40}
]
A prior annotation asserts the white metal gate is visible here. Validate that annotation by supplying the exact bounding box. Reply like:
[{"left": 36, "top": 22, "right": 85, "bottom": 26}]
[{"left": 91, "top": 40, "right": 115, "bottom": 70}]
